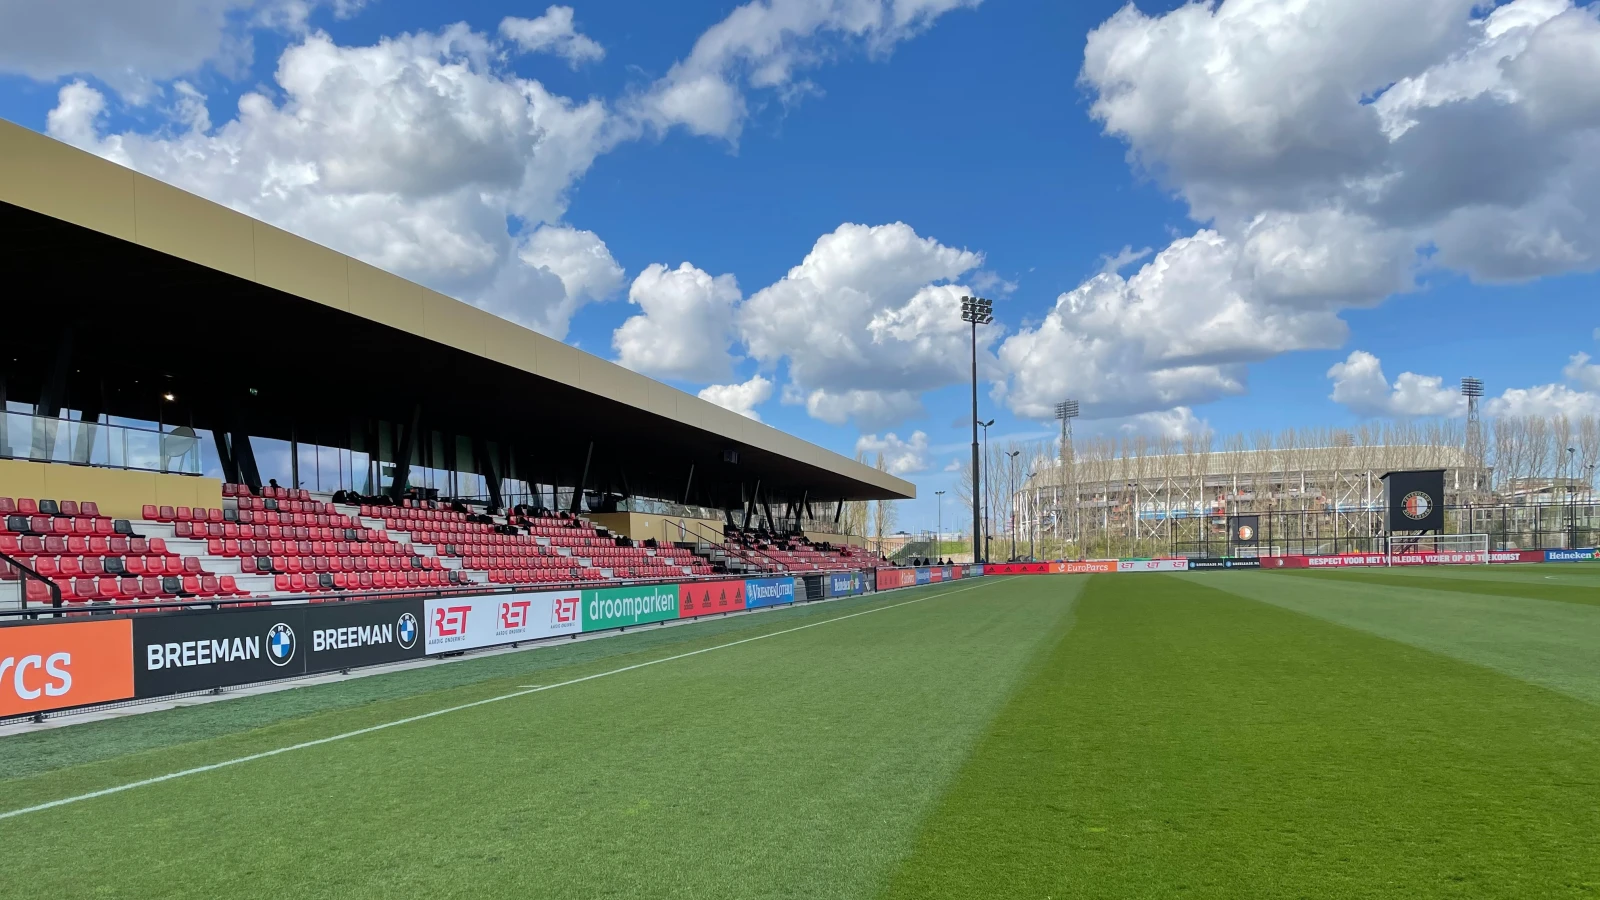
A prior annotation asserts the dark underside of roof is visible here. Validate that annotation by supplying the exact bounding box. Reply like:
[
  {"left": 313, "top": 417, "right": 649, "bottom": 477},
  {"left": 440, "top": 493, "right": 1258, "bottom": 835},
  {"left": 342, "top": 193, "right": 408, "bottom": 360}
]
[{"left": 0, "top": 200, "right": 901, "bottom": 507}]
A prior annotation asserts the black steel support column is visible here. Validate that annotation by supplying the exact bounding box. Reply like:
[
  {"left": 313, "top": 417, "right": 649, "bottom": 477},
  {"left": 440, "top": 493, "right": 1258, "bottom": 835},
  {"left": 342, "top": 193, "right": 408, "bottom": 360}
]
[
  {"left": 570, "top": 441, "right": 593, "bottom": 513},
  {"left": 682, "top": 464, "right": 695, "bottom": 505},
  {"left": 30, "top": 326, "right": 73, "bottom": 459},
  {"left": 388, "top": 405, "right": 422, "bottom": 500},
  {"left": 473, "top": 435, "right": 502, "bottom": 510}
]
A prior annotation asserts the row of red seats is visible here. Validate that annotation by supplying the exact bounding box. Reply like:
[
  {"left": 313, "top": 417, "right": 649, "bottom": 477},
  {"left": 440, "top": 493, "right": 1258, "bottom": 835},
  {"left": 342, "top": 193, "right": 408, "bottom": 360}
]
[
  {"left": 240, "top": 555, "right": 440, "bottom": 575},
  {"left": 414, "top": 533, "right": 541, "bottom": 548},
  {"left": 364, "top": 504, "right": 472, "bottom": 523},
  {"left": 204, "top": 538, "right": 430, "bottom": 561},
  {"left": 24, "top": 555, "right": 202, "bottom": 580},
  {"left": 24, "top": 574, "right": 245, "bottom": 605},
  {"left": 236, "top": 496, "right": 337, "bottom": 515},
  {"left": 235, "top": 509, "right": 355, "bottom": 528},
  {"left": 462, "top": 555, "right": 588, "bottom": 570},
  {"left": 1, "top": 534, "right": 173, "bottom": 558},
  {"left": 274, "top": 570, "right": 459, "bottom": 593},
  {"left": 4, "top": 515, "right": 125, "bottom": 537},
  {"left": 380, "top": 518, "right": 492, "bottom": 535},
  {"left": 0, "top": 498, "right": 102, "bottom": 517},
  {"left": 224, "top": 483, "right": 311, "bottom": 501},
  {"left": 174, "top": 522, "right": 376, "bottom": 543},
  {"left": 485, "top": 568, "right": 607, "bottom": 585}
]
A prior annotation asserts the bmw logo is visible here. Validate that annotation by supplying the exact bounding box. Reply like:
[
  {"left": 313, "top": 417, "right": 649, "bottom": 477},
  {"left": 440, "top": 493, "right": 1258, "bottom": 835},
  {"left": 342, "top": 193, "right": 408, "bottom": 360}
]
[
  {"left": 397, "top": 613, "right": 419, "bottom": 650},
  {"left": 267, "top": 623, "right": 297, "bottom": 667},
  {"left": 1402, "top": 490, "right": 1433, "bottom": 520}
]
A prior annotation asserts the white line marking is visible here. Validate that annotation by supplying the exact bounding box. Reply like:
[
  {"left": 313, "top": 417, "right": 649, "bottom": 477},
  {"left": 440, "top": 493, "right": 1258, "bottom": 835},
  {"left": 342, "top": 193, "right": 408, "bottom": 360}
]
[{"left": 0, "top": 581, "right": 990, "bottom": 821}]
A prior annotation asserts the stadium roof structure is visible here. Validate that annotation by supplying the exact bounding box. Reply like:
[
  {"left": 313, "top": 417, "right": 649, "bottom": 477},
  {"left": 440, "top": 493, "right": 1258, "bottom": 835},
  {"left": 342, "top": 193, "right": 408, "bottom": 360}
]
[{"left": 0, "top": 120, "right": 913, "bottom": 509}]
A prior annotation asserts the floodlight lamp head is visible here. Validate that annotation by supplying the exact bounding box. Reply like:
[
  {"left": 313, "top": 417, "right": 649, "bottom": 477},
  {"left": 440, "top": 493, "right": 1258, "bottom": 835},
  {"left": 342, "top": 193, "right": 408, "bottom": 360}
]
[
  {"left": 960, "top": 295, "right": 994, "bottom": 324},
  {"left": 1055, "top": 399, "right": 1080, "bottom": 420},
  {"left": 1461, "top": 377, "right": 1484, "bottom": 398}
]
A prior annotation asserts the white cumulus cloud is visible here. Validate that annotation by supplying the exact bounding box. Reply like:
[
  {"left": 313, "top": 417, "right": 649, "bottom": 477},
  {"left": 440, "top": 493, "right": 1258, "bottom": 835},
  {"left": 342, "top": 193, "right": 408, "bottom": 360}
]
[
  {"left": 1001, "top": 0, "right": 1600, "bottom": 423},
  {"left": 1327, "top": 351, "right": 1466, "bottom": 417},
  {"left": 614, "top": 262, "right": 742, "bottom": 381},
  {"left": 630, "top": 0, "right": 981, "bottom": 141},
  {"left": 499, "top": 6, "right": 604, "bottom": 67},
  {"left": 698, "top": 375, "right": 774, "bottom": 421},
  {"left": 855, "top": 430, "right": 931, "bottom": 475}
]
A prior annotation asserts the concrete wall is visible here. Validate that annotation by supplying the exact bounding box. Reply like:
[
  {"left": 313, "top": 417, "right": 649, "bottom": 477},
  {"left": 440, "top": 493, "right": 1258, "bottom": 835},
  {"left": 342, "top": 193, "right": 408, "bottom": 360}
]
[
  {"left": 589, "top": 512, "right": 727, "bottom": 545},
  {"left": 0, "top": 459, "right": 221, "bottom": 521}
]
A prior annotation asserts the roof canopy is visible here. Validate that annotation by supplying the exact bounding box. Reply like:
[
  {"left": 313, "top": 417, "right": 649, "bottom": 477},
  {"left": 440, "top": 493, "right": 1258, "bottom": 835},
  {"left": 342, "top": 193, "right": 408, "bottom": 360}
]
[{"left": 0, "top": 120, "right": 913, "bottom": 508}]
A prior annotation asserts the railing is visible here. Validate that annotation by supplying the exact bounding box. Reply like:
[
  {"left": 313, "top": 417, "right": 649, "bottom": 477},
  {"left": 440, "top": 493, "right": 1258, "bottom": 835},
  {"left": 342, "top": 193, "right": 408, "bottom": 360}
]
[
  {"left": 0, "top": 412, "right": 204, "bottom": 475},
  {"left": 0, "top": 550, "right": 64, "bottom": 611}
]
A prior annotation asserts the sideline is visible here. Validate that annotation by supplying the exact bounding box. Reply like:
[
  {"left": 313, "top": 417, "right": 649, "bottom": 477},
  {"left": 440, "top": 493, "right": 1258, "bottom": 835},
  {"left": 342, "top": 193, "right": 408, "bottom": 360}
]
[{"left": 0, "top": 579, "right": 995, "bottom": 821}]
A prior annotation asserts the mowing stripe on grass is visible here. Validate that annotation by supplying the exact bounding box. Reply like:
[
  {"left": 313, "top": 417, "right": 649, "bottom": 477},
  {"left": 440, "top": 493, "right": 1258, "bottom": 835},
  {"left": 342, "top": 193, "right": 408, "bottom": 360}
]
[
  {"left": 0, "top": 581, "right": 991, "bottom": 822},
  {"left": 880, "top": 573, "right": 1600, "bottom": 899}
]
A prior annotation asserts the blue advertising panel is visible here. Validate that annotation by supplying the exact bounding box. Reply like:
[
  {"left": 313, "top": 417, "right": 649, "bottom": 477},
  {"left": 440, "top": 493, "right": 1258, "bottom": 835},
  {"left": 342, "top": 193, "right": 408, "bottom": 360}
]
[
  {"left": 745, "top": 577, "right": 798, "bottom": 609},
  {"left": 827, "top": 573, "right": 855, "bottom": 597},
  {"left": 914, "top": 568, "right": 932, "bottom": 585},
  {"left": 1546, "top": 548, "right": 1597, "bottom": 562}
]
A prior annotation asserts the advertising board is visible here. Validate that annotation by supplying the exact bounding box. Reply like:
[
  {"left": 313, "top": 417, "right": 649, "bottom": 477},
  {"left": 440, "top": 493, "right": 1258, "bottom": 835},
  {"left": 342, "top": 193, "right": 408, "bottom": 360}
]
[
  {"left": 915, "top": 568, "right": 933, "bottom": 585},
  {"left": 942, "top": 566, "right": 957, "bottom": 581},
  {"left": 677, "top": 579, "right": 748, "bottom": 618},
  {"left": 1060, "top": 560, "right": 1117, "bottom": 574},
  {"left": 1117, "top": 559, "right": 1189, "bottom": 572},
  {"left": 1, "top": 619, "right": 134, "bottom": 717},
  {"left": 583, "top": 584, "right": 680, "bottom": 630},
  {"left": 745, "top": 577, "right": 798, "bottom": 609},
  {"left": 136, "top": 600, "right": 428, "bottom": 696},
  {"left": 1546, "top": 549, "right": 1597, "bottom": 562},
  {"left": 826, "top": 573, "right": 856, "bottom": 598},
  {"left": 425, "top": 592, "right": 580, "bottom": 653},
  {"left": 877, "top": 568, "right": 916, "bottom": 589},
  {"left": 985, "top": 562, "right": 1051, "bottom": 575},
  {"left": 1188, "top": 558, "right": 1262, "bottom": 571}
]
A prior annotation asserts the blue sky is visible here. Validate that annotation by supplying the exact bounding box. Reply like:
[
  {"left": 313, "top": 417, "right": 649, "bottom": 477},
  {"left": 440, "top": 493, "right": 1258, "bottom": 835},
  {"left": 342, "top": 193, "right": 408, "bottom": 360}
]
[{"left": 4, "top": 0, "right": 1599, "bottom": 531}]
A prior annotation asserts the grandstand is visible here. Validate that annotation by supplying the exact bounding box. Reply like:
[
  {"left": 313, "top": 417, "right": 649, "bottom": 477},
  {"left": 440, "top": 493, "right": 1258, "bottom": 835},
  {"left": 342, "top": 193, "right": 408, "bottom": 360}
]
[{"left": 0, "top": 121, "right": 910, "bottom": 611}]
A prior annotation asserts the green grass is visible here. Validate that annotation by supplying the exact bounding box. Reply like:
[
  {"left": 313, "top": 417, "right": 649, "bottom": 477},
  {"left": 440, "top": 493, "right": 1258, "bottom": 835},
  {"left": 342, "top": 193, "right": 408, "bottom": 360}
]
[{"left": 5, "top": 569, "right": 1600, "bottom": 898}]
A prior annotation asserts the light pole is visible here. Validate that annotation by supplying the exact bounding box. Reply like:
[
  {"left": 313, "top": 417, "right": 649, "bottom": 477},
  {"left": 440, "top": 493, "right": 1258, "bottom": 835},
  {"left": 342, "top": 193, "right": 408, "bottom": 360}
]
[
  {"left": 1055, "top": 400, "right": 1079, "bottom": 556},
  {"left": 1006, "top": 449, "right": 1021, "bottom": 560},
  {"left": 1026, "top": 472, "right": 1037, "bottom": 560},
  {"left": 979, "top": 417, "right": 995, "bottom": 562},
  {"left": 961, "top": 296, "right": 993, "bottom": 565},
  {"left": 934, "top": 489, "right": 945, "bottom": 563},
  {"left": 1568, "top": 447, "right": 1578, "bottom": 548}
]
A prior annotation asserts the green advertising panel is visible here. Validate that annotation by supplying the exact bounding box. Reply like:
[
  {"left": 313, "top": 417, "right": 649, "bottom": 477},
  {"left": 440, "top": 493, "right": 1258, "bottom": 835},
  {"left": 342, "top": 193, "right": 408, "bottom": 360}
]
[{"left": 582, "top": 583, "right": 681, "bottom": 631}]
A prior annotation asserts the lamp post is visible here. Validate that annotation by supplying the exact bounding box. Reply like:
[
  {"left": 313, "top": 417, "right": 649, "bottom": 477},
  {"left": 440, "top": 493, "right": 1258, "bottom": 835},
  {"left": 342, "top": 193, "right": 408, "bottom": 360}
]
[
  {"left": 1568, "top": 447, "right": 1578, "bottom": 548},
  {"left": 979, "top": 417, "right": 995, "bottom": 562},
  {"left": 934, "top": 489, "right": 945, "bottom": 563},
  {"left": 1054, "top": 400, "right": 1078, "bottom": 555},
  {"left": 961, "top": 296, "right": 993, "bottom": 564}
]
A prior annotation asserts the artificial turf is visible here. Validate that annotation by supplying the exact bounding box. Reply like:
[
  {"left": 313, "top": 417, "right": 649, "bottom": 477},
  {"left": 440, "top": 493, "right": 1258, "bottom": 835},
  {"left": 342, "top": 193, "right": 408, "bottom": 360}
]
[{"left": 4, "top": 567, "right": 1600, "bottom": 898}]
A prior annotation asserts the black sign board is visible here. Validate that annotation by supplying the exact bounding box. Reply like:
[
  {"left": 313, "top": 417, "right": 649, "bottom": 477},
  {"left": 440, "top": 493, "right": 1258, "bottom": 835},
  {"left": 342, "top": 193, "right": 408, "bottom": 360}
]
[
  {"left": 1189, "top": 557, "right": 1262, "bottom": 571},
  {"left": 1229, "top": 515, "right": 1261, "bottom": 547},
  {"left": 1382, "top": 469, "right": 1445, "bottom": 532},
  {"left": 132, "top": 599, "right": 424, "bottom": 698}
]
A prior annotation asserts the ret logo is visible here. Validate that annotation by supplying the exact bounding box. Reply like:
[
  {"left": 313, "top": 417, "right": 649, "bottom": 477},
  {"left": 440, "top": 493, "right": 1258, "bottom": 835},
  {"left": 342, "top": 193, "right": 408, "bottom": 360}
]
[
  {"left": 266, "top": 623, "right": 297, "bottom": 667},
  {"left": 499, "top": 599, "right": 533, "bottom": 630},
  {"left": 434, "top": 605, "right": 471, "bottom": 638},
  {"left": 1402, "top": 490, "right": 1433, "bottom": 520},
  {"left": 551, "top": 595, "right": 580, "bottom": 626}
]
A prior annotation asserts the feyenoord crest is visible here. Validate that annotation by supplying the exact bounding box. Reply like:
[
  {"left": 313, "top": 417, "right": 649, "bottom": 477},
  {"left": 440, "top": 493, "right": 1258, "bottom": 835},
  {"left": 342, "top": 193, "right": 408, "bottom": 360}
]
[
  {"left": 267, "top": 623, "right": 297, "bottom": 666},
  {"left": 1235, "top": 524, "right": 1255, "bottom": 543},
  {"left": 1401, "top": 490, "right": 1433, "bottom": 521}
]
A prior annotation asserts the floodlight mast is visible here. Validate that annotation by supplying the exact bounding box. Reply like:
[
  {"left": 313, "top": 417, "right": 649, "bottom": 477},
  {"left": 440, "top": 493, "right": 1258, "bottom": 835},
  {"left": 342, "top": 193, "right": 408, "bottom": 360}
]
[
  {"left": 961, "top": 296, "right": 993, "bottom": 562},
  {"left": 1055, "top": 399, "right": 1079, "bottom": 553}
]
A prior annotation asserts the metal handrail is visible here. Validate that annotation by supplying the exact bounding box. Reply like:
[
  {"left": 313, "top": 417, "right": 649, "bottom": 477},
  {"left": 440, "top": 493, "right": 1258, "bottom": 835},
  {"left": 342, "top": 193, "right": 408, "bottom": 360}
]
[{"left": 0, "top": 549, "right": 64, "bottom": 610}]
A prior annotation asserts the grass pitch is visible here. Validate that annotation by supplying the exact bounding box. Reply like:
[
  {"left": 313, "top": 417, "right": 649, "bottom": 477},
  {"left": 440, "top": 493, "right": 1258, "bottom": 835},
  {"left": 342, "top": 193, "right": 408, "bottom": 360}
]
[{"left": 4, "top": 566, "right": 1600, "bottom": 898}]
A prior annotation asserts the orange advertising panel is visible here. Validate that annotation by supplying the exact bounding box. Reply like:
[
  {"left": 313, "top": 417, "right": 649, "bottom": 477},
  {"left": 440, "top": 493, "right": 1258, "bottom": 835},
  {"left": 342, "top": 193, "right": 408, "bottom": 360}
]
[
  {"left": 678, "top": 579, "right": 748, "bottom": 618},
  {"left": 1060, "top": 560, "right": 1117, "bottom": 574},
  {"left": 1, "top": 619, "right": 134, "bottom": 717}
]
